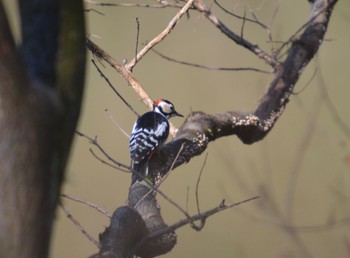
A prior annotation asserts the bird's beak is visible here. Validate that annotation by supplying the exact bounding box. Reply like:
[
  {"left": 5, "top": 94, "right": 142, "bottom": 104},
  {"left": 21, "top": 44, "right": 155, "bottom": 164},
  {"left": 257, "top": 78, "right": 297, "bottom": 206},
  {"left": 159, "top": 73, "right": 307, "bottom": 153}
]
[{"left": 174, "top": 111, "right": 184, "bottom": 117}]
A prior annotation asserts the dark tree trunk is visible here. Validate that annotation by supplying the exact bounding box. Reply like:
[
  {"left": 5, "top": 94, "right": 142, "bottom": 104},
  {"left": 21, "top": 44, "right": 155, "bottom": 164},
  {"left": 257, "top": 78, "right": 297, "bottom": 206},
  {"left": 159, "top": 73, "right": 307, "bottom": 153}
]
[{"left": 0, "top": 1, "right": 85, "bottom": 257}]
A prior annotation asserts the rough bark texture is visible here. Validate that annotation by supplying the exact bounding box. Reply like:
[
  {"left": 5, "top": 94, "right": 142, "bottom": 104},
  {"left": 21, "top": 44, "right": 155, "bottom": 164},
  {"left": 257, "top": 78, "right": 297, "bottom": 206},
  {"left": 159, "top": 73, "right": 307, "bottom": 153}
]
[
  {"left": 91, "top": 0, "right": 338, "bottom": 257},
  {"left": 0, "top": 1, "right": 85, "bottom": 257}
]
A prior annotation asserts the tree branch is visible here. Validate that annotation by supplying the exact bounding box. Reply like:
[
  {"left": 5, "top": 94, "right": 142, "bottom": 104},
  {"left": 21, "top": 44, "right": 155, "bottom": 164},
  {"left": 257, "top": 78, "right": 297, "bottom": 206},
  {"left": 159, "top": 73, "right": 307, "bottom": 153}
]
[
  {"left": 150, "top": 0, "right": 338, "bottom": 179},
  {"left": 88, "top": 1, "right": 338, "bottom": 257}
]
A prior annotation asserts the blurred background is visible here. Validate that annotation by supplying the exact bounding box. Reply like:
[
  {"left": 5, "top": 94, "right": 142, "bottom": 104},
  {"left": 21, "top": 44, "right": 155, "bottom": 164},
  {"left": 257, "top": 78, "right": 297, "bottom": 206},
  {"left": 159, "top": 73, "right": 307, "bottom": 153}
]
[{"left": 4, "top": 0, "right": 350, "bottom": 257}]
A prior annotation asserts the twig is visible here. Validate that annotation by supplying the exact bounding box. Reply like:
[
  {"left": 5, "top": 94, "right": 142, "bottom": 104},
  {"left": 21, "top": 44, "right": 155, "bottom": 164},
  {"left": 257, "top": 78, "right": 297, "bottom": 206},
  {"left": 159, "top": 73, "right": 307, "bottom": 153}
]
[
  {"left": 130, "top": 196, "right": 260, "bottom": 256},
  {"left": 91, "top": 59, "right": 139, "bottom": 117},
  {"left": 186, "top": 186, "right": 190, "bottom": 214},
  {"left": 194, "top": 0, "right": 278, "bottom": 68},
  {"left": 133, "top": 17, "right": 140, "bottom": 72},
  {"left": 292, "top": 66, "right": 318, "bottom": 95},
  {"left": 124, "top": 0, "right": 196, "bottom": 71},
  {"left": 75, "top": 130, "right": 131, "bottom": 170},
  {"left": 213, "top": 0, "right": 268, "bottom": 29},
  {"left": 275, "top": 2, "right": 332, "bottom": 59},
  {"left": 105, "top": 109, "right": 130, "bottom": 139},
  {"left": 266, "top": 0, "right": 282, "bottom": 55},
  {"left": 59, "top": 202, "right": 100, "bottom": 248},
  {"left": 84, "top": 8, "right": 105, "bottom": 15},
  {"left": 61, "top": 193, "right": 112, "bottom": 218},
  {"left": 152, "top": 48, "right": 271, "bottom": 73},
  {"left": 86, "top": 39, "right": 179, "bottom": 137},
  {"left": 133, "top": 143, "right": 186, "bottom": 209},
  {"left": 87, "top": 39, "right": 153, "bottom": 109},
  {"left": 240, "top": 9, "right": 246, "bottom": 39},
  {"left": 195, "top": 153, "right": 208, "bottom": 215},
  {"left": 90, "top": 148, "right": 130, "bottom": 173},
  {"left": 84, "top": 1, "right": 184, "bottom": 9}
]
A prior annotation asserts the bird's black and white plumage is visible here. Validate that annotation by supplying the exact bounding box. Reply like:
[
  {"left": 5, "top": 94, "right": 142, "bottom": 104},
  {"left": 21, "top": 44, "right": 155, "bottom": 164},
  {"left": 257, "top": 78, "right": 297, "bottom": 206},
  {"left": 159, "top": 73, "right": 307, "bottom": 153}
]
[{"left": 129, "top": 99, "right": 183, "bottom": 184}]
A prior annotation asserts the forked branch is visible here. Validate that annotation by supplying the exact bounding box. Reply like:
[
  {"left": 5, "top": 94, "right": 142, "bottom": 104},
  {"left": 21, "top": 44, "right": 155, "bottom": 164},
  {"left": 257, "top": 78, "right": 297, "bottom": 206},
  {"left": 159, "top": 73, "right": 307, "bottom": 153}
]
[{"left": 87, "top": 0, "right": 338, "bottom": 257}]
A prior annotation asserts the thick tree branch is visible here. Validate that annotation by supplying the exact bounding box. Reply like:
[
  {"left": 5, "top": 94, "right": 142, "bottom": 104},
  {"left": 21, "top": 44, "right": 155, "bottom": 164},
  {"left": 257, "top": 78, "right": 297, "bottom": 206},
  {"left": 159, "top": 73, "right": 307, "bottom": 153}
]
[{"left": 151, "top": 0, "right": 337, "bottom": 178}]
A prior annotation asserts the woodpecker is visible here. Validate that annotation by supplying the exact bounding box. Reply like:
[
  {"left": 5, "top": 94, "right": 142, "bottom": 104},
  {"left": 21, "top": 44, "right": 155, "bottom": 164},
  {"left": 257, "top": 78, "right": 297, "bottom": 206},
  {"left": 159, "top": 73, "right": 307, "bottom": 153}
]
[{"left": 129, "top": 99, "right": 183, "bottom": 184}]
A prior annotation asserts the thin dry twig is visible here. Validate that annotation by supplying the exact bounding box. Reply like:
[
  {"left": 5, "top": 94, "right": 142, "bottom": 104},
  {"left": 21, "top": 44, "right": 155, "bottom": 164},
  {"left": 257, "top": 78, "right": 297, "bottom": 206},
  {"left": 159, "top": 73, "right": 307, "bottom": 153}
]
[
  {"left": 124, "top": 0, "right": 196, "bottom": 71},
  {"left": 84, "top": 0, "right": 184, "bottom": 9},
  {"left": 75, "top": 130, "right": 131, "bottom": 170},
  {"left": 292, "top": 66, "right": 318, "bottom": 95},
  {"left": 133, "top": 143, "right": 186, "bottom": 209},
  {"left": 213, "top": 0, "right": 268, "bottom": 29},
  {"left": 195, "top": 153, "right": 208, "bottom": 215},
  {"left": 152, "top": 48, "right": 271, "bottom": 73},
  {"left": 275, "top": 2, "right": 332, "bottom": 59},
  {"left": 133, "top": 17, "right": 140, "bottom": 71},
  {"left": 194, "top": 0, "right": 278, "bottom": 68},
  {"left": 105, "top": 109, "right": 130, "bottom": 139},
  {"left": 84, "top": 8, "right": 105, "bottom": 15},
  {"left": 266, "top": 0, "right": 282, "bottom": 55},
  {"left": 87, "top": 39, "right": 153, "bottom": 109},
  {"left": 240, "top": 9, "right": 247, "bottom": 39},
  {"left": 61, "top": 193, "right": 112, "bottom": 218},
  {"left": 89, "top": 148, "right": 130, "bottom": 173},
  {"left": 130, "top": 196, "right": 260, "bottom": 256},
  {"left": 91, "top": 59, "right": 139, "bottom": 117},
  {"left": 186, "top": 186, "right": 190, "bottom": 214},
  {"left": 86, "top": 39, "right": 180, "bottom": 137},
  {"left": 59, "top": 203, "right": 100, "bottom": 248}
]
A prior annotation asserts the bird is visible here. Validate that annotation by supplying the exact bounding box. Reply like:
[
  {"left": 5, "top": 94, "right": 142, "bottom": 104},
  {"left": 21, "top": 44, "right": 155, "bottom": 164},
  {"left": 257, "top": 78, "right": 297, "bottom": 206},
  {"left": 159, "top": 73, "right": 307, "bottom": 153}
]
[{"left": 129, "top": 99, "right": 183, "bottom": 184}]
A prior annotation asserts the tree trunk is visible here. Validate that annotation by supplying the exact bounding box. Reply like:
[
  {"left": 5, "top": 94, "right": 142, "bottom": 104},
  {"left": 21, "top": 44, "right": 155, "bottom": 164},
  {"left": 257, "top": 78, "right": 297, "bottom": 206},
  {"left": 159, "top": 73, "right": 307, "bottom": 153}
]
[{"left": 0, "top": 1, "right": 86, "bottom": 257}]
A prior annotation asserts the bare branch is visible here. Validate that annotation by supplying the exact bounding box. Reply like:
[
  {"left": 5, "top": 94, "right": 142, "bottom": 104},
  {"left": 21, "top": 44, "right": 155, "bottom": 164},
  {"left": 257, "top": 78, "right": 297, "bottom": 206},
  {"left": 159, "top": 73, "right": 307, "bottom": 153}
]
[
  {"left": 148, "top": 0, "right": 338, "bottom": 180},
  {"left": 130, "top": 196, "right": 260, "bottom": 256},
  {"left": 91, "top": 59, "right": 139, "bottom": 117},
  {"left": 213, "top": 0, "right": 268, "bottom": 29},
  {"left": 61, "top": 193, "right": 111, "bottom": 218},
  {"left": 75, "top": 130, "right": 130, "bottom": 170},
  {"left": 124, "top": 0, "right": 196, "bottom": 71},
  {"left": 133, "top": 143, "right": 185, "bottom": 209},
  {"left": 275, "top": 1, "right": 334, "bottom": 59},
  {"left": 84, "top": 1, "right": 184, "bottom": 9},
  {"left": 86, "top": 39, "right": 153, "bottom": 109},
  {"left": 133, "top": 17, "right": 140, "bottom": 71},
  {"left": 195, "top": 153, "right": 208, "bottom": 215},
  {"left": 152, "top": 48, "right": 272, "bottom": 73},
  {"left": 194, "top": 0, "right": 278, "bottom": 68},
  {"left": 86, "top": 39, "right": 179, "bottom": 136},
  {"left": 89, "top": 148, "right": 130, "bottom": 173},
  {"left": 292, "top": 66, "right": 318, "bottom": 95},
  {"left": 59, "top": 203, "right": 100, "bottom": 248},
  {"left": 105, "top": 109, "right": 130, "bottom": 139}
]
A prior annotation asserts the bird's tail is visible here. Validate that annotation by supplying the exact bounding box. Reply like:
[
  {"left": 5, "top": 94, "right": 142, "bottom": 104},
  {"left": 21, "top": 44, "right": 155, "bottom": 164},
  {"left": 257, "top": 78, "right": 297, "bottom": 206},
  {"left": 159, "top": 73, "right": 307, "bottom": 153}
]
[{"left": 131, "top": 159, "right": 149, "bottom": 184}]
